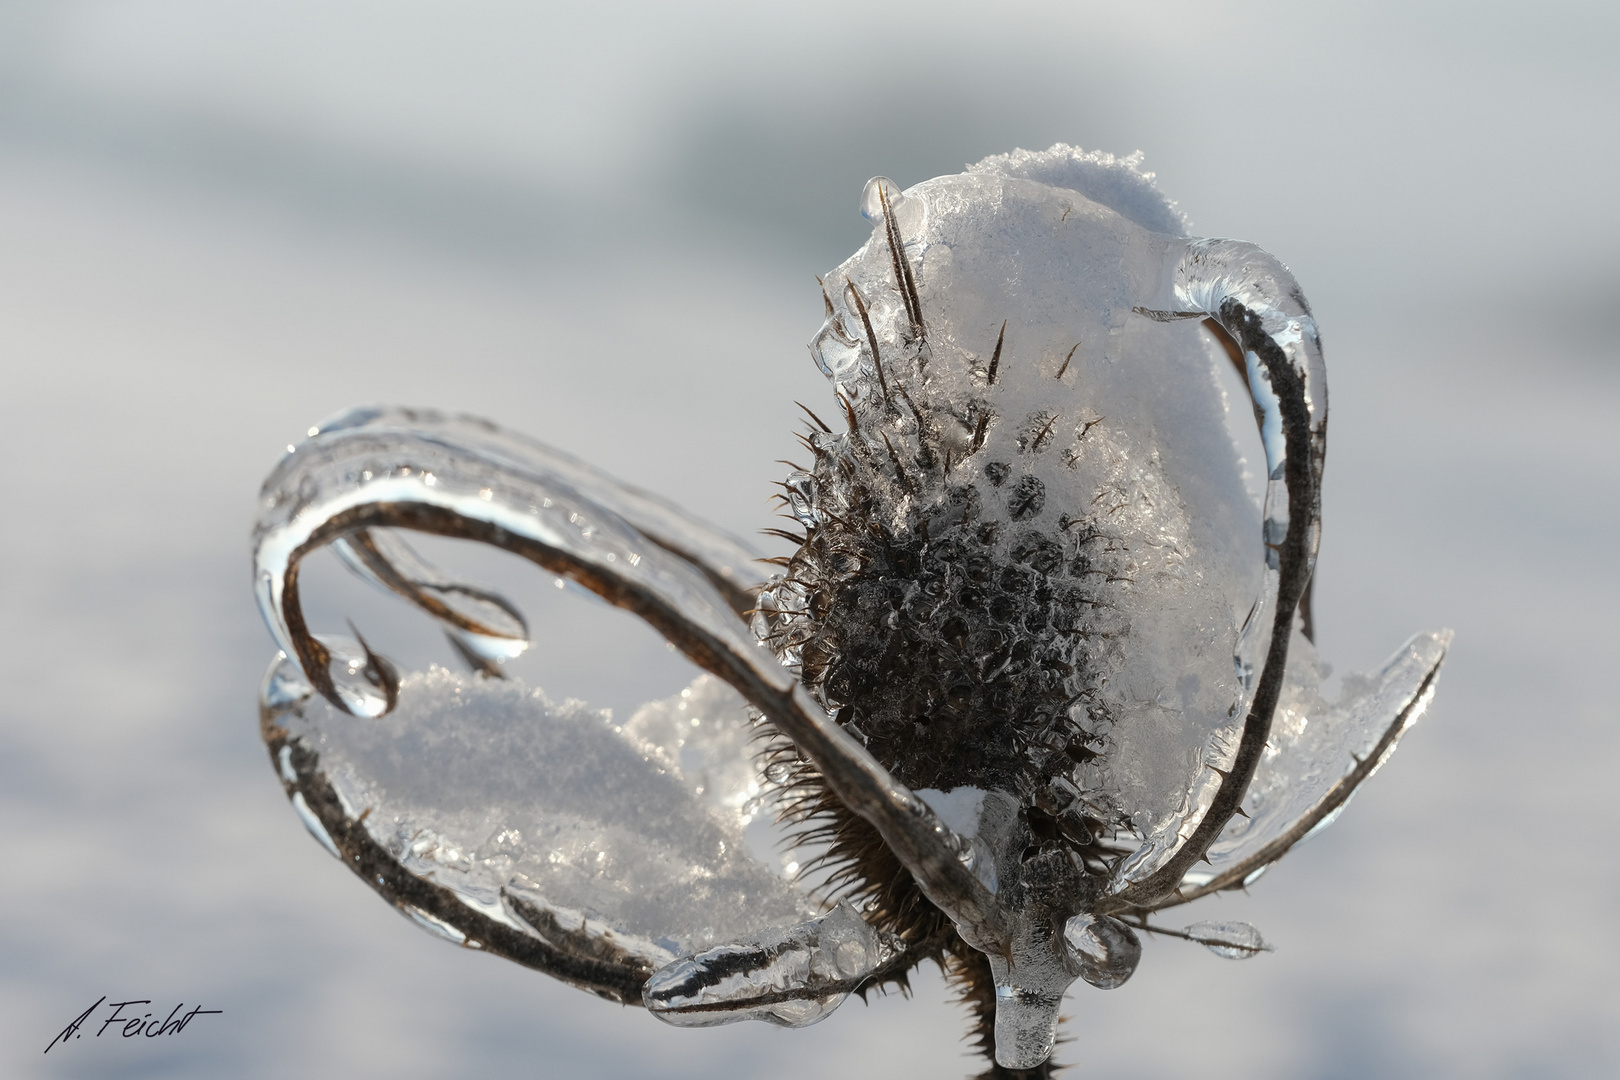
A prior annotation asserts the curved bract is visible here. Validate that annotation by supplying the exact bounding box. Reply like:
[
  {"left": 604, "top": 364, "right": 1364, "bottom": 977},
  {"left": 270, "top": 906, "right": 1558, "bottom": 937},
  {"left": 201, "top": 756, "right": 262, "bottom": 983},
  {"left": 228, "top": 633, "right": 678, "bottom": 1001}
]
[{"left": 251, "top": 145, "right": 1449, "bottom": 1076}]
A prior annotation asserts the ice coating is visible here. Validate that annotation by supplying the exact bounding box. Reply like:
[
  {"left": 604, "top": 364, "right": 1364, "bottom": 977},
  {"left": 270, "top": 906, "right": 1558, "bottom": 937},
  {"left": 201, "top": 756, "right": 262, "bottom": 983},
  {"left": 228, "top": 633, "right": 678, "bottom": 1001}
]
[
  {"left": 643, "top": 900, "right": 905, "bottom": 1028},
  {"left": 247, "top": 144, "right": 1450, "bottom": 1075},
  {"left": 1182, "top": 920, "right": 1269, "bottom": 959},
  {"left": 750, "top": 146, "right": 1340, "bottom": 1068},
  {"left": 260, "top": 658, "right": 817, "bottom": 973},
  {"left": 762, "top": 145, "right": 1283, "bottom": 893}
]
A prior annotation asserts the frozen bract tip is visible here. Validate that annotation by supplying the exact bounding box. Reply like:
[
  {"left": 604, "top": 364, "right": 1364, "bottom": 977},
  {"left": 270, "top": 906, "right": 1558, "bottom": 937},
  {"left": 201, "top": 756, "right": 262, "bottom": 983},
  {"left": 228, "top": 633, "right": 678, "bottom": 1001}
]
[
  {"left": 643, "top": 901, "right": 905, "bottom": 1028},
  {"left": 1183, "top": 920, "right": 1270, "bottom": 959}
]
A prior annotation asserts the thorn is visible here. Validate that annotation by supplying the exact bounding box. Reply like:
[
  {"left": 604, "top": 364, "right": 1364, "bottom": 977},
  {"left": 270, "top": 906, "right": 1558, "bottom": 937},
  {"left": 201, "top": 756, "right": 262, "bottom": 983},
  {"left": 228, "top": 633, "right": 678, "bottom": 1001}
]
[
  {"left": 879, "top": 182, "right": 926, "bottom": 343},
  {"left": 845, "top": 280, "right": 893, "bottom": 406},
  {"left": 970, "top": 413, "right": 990, "bottom": 453},
  {"left": 817, "top": 275, "right": 833, "bottom": 317},
  {"left": 986, "top": 320, "right": 1006, "bottom": 386},
  {"left": 880, "top": 432, "right": 914, "bottom": 495},
  {"left": 797, "top": 402, "right": 833, "bottom": 432},
  {"left": 1032, "top": 413, "right": 1058, "bottom": 452},
  {"left": 839, "top": 392, "right": 861, "bottom": 434},
  {"left": 1235, "top": 806, "right": 1250, "bottom": 819},
  {"left": 1056, "top": 341, "right": 1080, "bottom": 380}
]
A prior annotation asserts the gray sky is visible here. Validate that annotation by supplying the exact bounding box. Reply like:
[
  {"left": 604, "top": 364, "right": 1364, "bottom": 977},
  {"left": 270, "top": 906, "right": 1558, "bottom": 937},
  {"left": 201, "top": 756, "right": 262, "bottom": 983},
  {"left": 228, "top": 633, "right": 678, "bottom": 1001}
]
[{"left": 1, "top": 3, "right": 1616, "bottom": 1078}]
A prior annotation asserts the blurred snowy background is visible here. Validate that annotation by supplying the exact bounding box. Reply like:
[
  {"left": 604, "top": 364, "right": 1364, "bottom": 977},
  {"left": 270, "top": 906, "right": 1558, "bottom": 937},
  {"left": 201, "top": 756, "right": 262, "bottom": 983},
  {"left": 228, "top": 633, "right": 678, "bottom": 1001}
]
[{"left": 1, "top": 2, "right": 1616, "bottom": 1077}]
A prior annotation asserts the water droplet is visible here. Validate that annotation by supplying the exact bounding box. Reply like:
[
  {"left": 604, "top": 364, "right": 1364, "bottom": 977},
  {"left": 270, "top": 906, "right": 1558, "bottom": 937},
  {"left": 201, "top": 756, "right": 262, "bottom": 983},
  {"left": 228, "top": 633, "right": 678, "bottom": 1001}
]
[
  {"left": 764, "top": 761, "right": 791, "bottom": 784},
  {"left": 1183, "top": 920, "right": 1268, "bottom": 959},
  {"left": 1062, "top": 913, "right": 1142, "bottom": 989}
]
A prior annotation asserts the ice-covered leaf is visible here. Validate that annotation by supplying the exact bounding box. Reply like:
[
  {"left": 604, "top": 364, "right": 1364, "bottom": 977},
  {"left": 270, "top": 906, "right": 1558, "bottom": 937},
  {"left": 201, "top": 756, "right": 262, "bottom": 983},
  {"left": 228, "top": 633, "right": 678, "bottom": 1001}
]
[
  {"left": 260, "top": 657, "right": 817, "bottom": 997},
  {"left": 1174, "top": 629, "right": 1452, "bottom": 899}
]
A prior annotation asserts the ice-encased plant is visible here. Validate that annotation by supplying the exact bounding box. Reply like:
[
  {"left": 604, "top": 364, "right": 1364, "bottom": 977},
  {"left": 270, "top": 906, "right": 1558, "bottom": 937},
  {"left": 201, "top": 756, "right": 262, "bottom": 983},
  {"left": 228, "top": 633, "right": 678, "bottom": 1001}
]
[{"left": 252, "top": 145, "right": 1449, "bottom": 1077}]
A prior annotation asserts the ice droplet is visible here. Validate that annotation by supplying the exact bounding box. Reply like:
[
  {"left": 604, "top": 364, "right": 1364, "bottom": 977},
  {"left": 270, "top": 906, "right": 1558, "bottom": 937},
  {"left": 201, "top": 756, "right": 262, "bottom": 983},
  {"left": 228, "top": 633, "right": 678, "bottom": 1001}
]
[
  {"left": 643, "top": 900, "right": 903, "bottom": 1028},
  {"left": 859, "top": 176, "right": 901, "bottom": 223},
  {"left": 316, "top": 634, "right": 395, "bottom": 718},
  {"left": 810, "top": 318, "right": 860, "bottom": 382},
  {"left": 1183, "top": 919, "right": 1268, "bottom": 959},
  {"left": 782, "top": 471, "right": 820, "bottom": 528},
  {"left": 1061, "top": 913, "right": 1142, "bottom": 989},
  {"left": 290, "top": 792, "right": 341, "bottom": 859},
  {"left": 400, "top": 903, "right": 468, "bottom": 945}
]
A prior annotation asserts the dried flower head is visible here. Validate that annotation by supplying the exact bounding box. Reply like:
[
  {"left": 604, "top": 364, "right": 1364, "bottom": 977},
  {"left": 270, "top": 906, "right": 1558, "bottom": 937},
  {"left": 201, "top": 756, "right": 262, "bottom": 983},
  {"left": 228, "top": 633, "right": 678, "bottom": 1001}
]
[{"left": 253, "top": 145, "right": 1449, "bottom": 1077}]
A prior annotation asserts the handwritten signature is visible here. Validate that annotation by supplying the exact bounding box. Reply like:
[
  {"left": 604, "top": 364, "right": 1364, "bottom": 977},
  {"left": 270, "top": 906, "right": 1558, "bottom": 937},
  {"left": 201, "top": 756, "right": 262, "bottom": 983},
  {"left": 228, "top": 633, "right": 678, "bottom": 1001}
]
[{"left": 44, "top": 996, "right": 222, "bottom": 1053}]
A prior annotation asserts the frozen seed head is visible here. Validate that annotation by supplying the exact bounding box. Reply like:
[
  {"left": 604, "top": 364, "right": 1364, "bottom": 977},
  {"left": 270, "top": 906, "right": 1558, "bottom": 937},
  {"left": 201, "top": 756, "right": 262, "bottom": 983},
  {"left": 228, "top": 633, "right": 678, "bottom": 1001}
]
[
  {"left": 252, "top": 139, "right": 1455, "bottom": 1080},
  {"left": 757, "top": 146, "right": 1258, "bottom": 880}
]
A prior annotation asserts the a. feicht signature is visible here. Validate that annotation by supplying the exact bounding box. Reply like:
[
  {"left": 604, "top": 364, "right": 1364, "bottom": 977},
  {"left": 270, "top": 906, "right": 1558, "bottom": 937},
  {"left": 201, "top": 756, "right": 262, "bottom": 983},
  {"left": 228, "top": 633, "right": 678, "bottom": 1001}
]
[{"left": 44, "top": 996, "right": 222, "bottom": 1053}]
